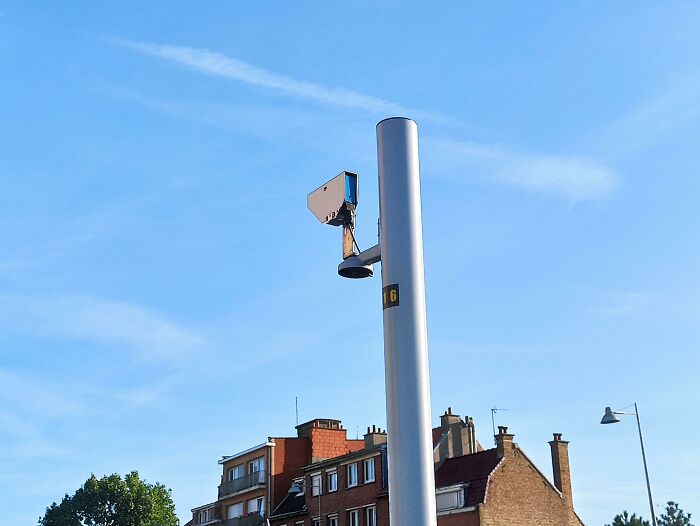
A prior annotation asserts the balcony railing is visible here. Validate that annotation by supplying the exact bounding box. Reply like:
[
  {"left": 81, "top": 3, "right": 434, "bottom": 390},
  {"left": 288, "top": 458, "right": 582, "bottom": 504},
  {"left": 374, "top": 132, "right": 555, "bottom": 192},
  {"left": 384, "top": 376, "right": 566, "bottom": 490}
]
[
  {"left": 221, "top": 513, "right": 266, "bottom": 526},
  {"left": 218, "top": 470, "right": 266, "bottom": 498}
]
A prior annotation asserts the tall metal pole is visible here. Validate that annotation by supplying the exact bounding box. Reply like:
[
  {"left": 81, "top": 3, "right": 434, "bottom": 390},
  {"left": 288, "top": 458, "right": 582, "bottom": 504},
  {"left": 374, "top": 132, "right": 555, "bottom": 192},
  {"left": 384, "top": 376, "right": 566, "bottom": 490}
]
[
  {"left": 634, "top": 403, "right": 657, "bottom": 526},
  {"left": 376, "top": 117, "right": 437, "bottom": 526}
]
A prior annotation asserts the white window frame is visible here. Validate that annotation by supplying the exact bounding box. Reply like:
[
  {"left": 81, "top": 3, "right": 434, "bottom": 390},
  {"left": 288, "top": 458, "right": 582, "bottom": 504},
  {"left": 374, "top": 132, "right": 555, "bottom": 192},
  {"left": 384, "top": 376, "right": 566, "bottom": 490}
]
[
  {"left": 347, "top": 463, "right": 358, "bottom": 487},
  {"left": 366, "top": 506, "right": 376, "bottom": 526},
  {"left": 227, "top": 502, "right": 244, "bottom": 519},
  {"left": 249, "top": 456, "right": 265, "bottom": 474},
  {"left": 363, "top": 458, "right": 375, "bottom": 483},
  {"left": 326, "top": 470, "right": 338, "bottom": 492},
  {"left": 348, "top": 509, "right": 359, "bottom": 526},
  {"left": 435, "top": 484, "right": 466, "bottom": 512},
  {"left": 229, "top": 463, "right": 243, "bottom": 481},
  {"left": 198, "top": 509, "right": 209, "bottom": 524},
  {"left": 247, "top": 497, "right": 264, "bottom": 515},
  {"left": 328, "top": 514, "right": 338, "bottom": 526},
  {"left": 311, "top": 473, "right": 322, "bottom": 496}
]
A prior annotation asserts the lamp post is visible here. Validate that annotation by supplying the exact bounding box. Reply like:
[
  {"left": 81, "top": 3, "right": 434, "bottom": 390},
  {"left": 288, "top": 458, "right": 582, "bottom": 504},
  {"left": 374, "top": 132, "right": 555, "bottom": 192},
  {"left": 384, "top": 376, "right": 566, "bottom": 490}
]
[
  {"left": 600, "top": 403, "right": 657, "bottom": 526},
  {"left": 287, "top": 480, "right": 321, "bottom": 526},
  {"left": 307, "top": 118, "right": 437, "bottom": 526},
  {"left": 314, "top": 479, "right": 321, "bottom": 526}
]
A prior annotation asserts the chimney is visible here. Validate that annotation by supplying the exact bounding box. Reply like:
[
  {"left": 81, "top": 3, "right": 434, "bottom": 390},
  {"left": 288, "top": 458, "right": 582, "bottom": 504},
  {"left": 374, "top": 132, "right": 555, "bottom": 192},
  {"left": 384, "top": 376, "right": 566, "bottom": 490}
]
[
  {"left": 549, "top": 433, "right": 573, "bottom": 508},
  {"left": 440, "top": 407, "right": 462, "bottom": 430},
  {"left": 495, "top": 426, "right": 514, "bottom": 459},
  {"left": 364, "top": 425, "right": 387, "bottom": 448}
]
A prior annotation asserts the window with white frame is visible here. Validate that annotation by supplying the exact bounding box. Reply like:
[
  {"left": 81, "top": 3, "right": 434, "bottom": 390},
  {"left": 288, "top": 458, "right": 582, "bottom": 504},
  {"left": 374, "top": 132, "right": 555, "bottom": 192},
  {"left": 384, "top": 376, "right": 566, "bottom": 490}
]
[
  {"left": 227, "top": 502, "right": 244, "bottom": 519},
  {"left": 435, "top": 485, "right": 466, "bottom": 512},
  {"left": 366, "top": 506, "right": 376, "bottom": 526},
  {"left": 198, "top": 509, "right": 210, "bottom": 524},
  {"left": 346, "top": 463, "right": 358, "bottom": 487},
  {"left": 247, "top": 497, "right": 264, "bottom": 515},
  {"left": 311, "top": 473, "right": 322, "bottom": 496},
  {"left": 228, "top": 463, "right": 243, "bottom": 481},
  {"left": 326, "top": 470, "right": 338, "bottom": 492},
  {"left": 348, "top": 509, "right": 359, "bottom": 526},
  {"left": 249, "top": 456, "right": 265, "bottom": 474},
  {"left": 312, "top": 519, "right": 321, "bottom": 526},
  {"left": 327, "top": 515, "right": 338, "bottom": 526},
  {"left": 363, "top": 458, "right": 375, "bottom": 483}
]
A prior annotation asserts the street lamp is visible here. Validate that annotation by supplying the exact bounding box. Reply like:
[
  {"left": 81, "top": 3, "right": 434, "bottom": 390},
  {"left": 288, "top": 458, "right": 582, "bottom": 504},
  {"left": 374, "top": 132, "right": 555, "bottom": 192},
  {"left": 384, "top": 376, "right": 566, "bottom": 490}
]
[
  {"left": 289, "top": 480, "right": 322, "bottom": 526},
  {"left": 307, "top": 118, "right": 437, "bottom": 526},
  {"left": 600, "top": 403, "right": 657, "bottom": 526}
]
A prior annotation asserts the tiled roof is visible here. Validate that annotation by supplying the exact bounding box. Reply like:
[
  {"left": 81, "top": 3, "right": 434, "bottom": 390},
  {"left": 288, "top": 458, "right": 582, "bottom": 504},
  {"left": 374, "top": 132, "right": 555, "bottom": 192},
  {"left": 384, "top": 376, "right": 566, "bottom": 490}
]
[
  {"left": 435, "top": 448, "right": 501, "bottom": 506},
  {"left": 269, "top": 492, "right": 307, "bottom": 519}
]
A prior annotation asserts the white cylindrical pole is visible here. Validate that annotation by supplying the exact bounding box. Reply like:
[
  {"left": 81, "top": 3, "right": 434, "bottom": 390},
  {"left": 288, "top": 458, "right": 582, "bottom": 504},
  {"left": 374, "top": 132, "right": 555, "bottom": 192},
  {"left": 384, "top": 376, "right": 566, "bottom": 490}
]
[{"left": 376, "top": 117, "right": 436, "bottom": 526}]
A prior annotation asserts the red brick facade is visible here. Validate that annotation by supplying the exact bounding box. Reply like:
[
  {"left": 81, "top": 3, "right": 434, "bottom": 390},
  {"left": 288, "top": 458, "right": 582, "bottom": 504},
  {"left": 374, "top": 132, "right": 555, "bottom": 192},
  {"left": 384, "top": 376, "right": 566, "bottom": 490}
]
[
  {"left": 187, "top": 419, "right": 367, "bottom": 526},
  {"left": 187, "top": 413, "right": 584, "bottom": 526},
  {"left": 269, "top": 419, "right": 584, "bottom": 526}
]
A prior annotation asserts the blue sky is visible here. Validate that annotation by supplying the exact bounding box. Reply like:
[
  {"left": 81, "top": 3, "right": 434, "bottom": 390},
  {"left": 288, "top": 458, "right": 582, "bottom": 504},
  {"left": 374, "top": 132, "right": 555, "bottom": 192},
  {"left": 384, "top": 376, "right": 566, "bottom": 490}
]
[{"left": 1, "top": 2, "right": 699, "bottom": 525}]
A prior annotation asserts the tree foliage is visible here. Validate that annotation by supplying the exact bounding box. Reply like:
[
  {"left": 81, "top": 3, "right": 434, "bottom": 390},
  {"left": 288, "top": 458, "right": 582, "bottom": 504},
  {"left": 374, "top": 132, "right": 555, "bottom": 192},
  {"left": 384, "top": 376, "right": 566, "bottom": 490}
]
[
  {"left": 659, "top": 501, "right": 693, "bottom": 526},
  {"left": 606, "top": 510, "right": 651, "bottom": 526},
  {"left": 39, "top": 471, "right": 178, "bottom": 526}
]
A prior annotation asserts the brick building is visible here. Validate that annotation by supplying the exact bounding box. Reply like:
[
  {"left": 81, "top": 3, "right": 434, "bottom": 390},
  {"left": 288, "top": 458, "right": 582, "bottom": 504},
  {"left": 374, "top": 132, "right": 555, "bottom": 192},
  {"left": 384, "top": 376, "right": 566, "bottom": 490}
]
[
  {"left": 185, "top": 418, "right": 364, "bottom": 526},
  {"left": 186, "top": 409, "right": 584, "bottom": 526},
  {"left": 268, "top": 411, "right": 584, "bottom": 526}
]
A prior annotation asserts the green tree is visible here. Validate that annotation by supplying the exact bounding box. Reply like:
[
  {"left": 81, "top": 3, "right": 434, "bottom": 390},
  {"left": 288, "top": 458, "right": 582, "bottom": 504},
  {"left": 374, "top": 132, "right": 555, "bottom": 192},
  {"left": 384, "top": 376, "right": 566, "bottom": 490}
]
[
  {"left": 659, "top": 501, "right": 693, "bottom": 526},
  {"left": 39, "top": 471, "right": 178, "bottom": 526},
  {"left": 606, "top": 511, "right": 651, "bottom": 526}
]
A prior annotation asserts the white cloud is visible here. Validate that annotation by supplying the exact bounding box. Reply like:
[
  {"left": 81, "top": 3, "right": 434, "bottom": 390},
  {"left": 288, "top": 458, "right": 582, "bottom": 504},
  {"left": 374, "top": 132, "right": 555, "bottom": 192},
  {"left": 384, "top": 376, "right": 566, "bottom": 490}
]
[
  {"left": 586, "top": 291, "right": 651, "bottom": 316},
  {"left": 119, "top": 40, "right": 444, "bottom": 122},
  {"left": 424, "top": 139, "right": 617, "bottom": 201},
  {"left": 115, "top": 40, "right": 615, "bottom": 201},
  {"left": 0, "top": 294, "right": 206, "bottom": 364},
  {"left": 595, "top": 71, "right": 700, "bottom": 159}
]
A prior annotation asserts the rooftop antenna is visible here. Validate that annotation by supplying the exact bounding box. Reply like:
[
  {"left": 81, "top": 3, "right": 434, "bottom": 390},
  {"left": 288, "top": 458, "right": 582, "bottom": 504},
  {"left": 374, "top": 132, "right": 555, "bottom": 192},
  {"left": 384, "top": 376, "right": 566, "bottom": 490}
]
[
  {"left": 491, "top": 407, "right": 509, "bottom": 444},
  {"left": 295, "top": 396, "right": 299, "bottom": 427}
]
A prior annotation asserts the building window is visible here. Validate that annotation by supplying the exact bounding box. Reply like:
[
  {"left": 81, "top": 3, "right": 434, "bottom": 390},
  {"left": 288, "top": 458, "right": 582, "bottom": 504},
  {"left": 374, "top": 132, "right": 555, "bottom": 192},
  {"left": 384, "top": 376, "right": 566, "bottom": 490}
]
[
  {"left": 198, "top": 509, "right": 210, "bottom": 524},
  {"left": 366, "top": 506, "right": 376, "bottom": 526},
  {"left": 327, "top": 515, "right": 338, "bottom": 526},
  {"left": 311, "top": 473, "right": 322, "bottom": 496},
  {"left": 363, "top": 458, "right": 375, "bottom": 483},
  {"left": 247, "top": 497, "right": 264, "bottom": 515},
  {"left": 248, "top": 457, "right": 265, "bottom": 484},
  {"left": 313, "top": 519, "right": 321, "bottom": 526},
  {"left": 436, "top": 485, "right": 465, "bottom": 512},
  {"left": 249, "top": 456, "right": 265, "bottom": 474},
  {"left": 326, "top": 470, "right": 338, "bottom": 492},
  {"left": 347, "top": 463, "right": 358, "bottom": 487},
  {"left": 227, "top": 502, "right": 244, "bottom": 519},
  {"left": 228, "top": 463, "right": 243, "bottom": 481},
  {"left": 348, "top": 509, "right": 359, "bottom": 526}
]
